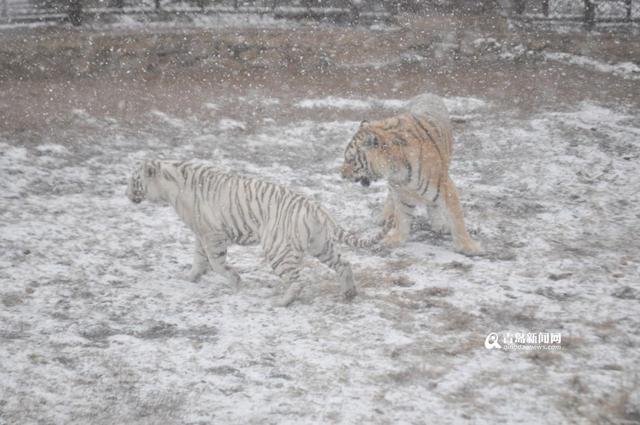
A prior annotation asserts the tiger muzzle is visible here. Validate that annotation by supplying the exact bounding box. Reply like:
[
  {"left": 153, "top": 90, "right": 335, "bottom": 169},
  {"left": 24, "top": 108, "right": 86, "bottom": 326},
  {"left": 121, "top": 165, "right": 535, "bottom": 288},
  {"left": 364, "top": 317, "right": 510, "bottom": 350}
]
[
  {"left": 126, "top": 187, "right": 144, "bottom": 204},
  {"left": 342, "top": 163, "right": 370, "bottom": 187}
]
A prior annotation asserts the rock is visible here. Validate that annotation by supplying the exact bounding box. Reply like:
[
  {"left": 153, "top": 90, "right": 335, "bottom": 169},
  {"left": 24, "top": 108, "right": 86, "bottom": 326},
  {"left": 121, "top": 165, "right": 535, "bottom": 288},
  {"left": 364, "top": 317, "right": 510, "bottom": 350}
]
[{"left": 548, "top": 272, "right": 572, "bottom": 281}]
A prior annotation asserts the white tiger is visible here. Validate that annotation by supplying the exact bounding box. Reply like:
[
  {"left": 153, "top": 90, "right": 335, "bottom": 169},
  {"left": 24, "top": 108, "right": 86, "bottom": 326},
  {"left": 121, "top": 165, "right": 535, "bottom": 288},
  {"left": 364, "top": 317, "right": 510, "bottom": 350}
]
[{"left": 126, "top": 159, "right": 381, "bottom": 307}]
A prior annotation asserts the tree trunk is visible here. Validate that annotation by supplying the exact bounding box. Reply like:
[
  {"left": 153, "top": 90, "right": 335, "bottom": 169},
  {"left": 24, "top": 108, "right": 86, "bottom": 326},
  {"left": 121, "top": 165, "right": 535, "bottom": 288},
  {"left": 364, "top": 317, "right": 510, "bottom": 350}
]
[
  {"left": 584, "top": 0, "right": 595, "bottom": 30},
  {"left": 68, "top": 0, "right": 82, "bottom": 26}
]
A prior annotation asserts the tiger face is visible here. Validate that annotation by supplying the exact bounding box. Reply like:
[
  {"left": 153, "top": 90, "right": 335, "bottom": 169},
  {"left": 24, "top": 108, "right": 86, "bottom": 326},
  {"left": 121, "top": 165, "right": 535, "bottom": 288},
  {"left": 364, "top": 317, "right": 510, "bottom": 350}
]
[
  {"left": 126, "top": 161, "right": 162, "bottom": 204},
  {"left": 341, "top": 121, "right": 382, "bottom": 188}
]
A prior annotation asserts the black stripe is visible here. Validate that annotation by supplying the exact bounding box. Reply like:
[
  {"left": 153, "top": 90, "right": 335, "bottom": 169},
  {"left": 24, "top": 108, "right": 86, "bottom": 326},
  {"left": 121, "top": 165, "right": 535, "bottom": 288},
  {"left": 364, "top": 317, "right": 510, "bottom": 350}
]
[
  {"left": 412, "top": 114, "right": 444, "bottom": 163},
  {"left": 415, "top": 142, "right": 424, "bottom": 191},
  {"left": 302, "top": 215, "right": 311, "bottom": 241},
  {"left": 356, "top": 151, "right": 369, "bottom": 175},
  {"left": 432, "top": 174, "right": 442, "bottom": 203},
  {"left": 271, "top": 248, "right": 292, "bottom": 270},
  {"left": 421, "top": 170, "right": 431, "bottom": 196},
  {"left": 162, "top": 170, "right": 177, "bottom": 183},
  {"left": 245, "top": 184, "right": 260, "bottom": 227},
  {"left": 211, "top": 249, "right": 227, "bottom": 258},
  {"left": 205, "top": 172, "right": 214, "bottom": 197},
  {"left": 255, "top": 183, "right": 266, "bottom": 220},
  {"left": 265, "top": 185, "right": 277, "bottom": 215},
  {"left": 269, "top": 192, "right": 289, "bottom": 252},
  {"left": 225, "top": 186, "right": 242, "bottom": 239},
  {"left": 235, "top": 194, "right": 250, "bottom": 232},
  {"left": 401, "top": 200, "right": 415, "bottom": 209},
  {"left": 404, "top": 157, "right": 412, "bottom": 183}
]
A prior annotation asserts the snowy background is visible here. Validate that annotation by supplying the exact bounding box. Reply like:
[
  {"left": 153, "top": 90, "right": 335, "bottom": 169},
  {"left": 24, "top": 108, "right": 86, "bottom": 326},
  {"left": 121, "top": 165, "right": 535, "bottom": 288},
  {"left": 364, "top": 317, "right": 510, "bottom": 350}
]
[{"left": 1, "top": 13, "right": 640, "bottom": 425}]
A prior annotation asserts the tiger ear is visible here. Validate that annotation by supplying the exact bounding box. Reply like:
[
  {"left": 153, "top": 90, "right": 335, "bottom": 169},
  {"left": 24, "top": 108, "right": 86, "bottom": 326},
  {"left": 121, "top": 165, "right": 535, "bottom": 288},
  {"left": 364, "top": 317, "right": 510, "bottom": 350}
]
[
  {"left": 144, "top": 161, "right": 157, "bottom": 178},
  {"left": 364, "top": 133, "right": 379, "bottom": 148}
]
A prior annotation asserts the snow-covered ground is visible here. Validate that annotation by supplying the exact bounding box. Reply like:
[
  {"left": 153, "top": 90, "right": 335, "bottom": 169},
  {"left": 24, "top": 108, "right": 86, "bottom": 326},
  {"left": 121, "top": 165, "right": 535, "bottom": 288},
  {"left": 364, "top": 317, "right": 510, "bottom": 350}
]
[
  {"left": 1, "top": 94, "right": 639, "bottom": 424},
  {"left": 544, "top": 51, "right": 640, "bottom": 80}
]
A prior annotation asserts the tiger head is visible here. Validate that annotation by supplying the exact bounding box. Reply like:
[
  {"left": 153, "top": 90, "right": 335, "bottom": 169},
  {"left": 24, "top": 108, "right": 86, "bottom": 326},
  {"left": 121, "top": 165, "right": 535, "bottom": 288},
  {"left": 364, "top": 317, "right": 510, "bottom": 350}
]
[
  {"left": 126, "top": 160, "right": 163, "bottom": 204},
  {"left": 341, "top": 121, "right": 385, "bottom": 187}
]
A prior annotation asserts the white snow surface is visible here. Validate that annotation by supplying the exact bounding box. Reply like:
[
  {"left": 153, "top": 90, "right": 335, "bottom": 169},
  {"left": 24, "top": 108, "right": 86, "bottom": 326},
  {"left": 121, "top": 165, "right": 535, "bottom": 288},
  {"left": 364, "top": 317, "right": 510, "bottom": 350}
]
[
  {"left": 1, "top": 96, "right": 639, "bottom": 424},
  {"left": 295, "top": 96, "right": 488, "bottom": 121},
  {"left": 545, "top": 51, "right": 640, "bottom": 80}
]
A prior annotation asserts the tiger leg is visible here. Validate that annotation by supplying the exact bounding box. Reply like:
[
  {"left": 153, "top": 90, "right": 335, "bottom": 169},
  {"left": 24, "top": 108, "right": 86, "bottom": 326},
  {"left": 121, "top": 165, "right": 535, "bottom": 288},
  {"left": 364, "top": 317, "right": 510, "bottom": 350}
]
[
  {"left": 185, "top": 238, "right": 209, "bottom": 282},
  {"left": 437, "top": 176, "right": 483, "bottom": 256},
  {"left": 266, "top": 246, "right": 304, "bottom": 307},
  {"left": 376, "top": 187, "right": 397, "bottom": 227},
  {"left": 202, "top": 239, "right": 242, "bottom": 288},
  {"left": 427, "top": 202, "right": 449, "bottom": 234},
  {"left": 384, "top": 191, "right": 415, "bottom": 247},
  {"left": 312, "top": 240, "right": 356, "bottom": 301}
]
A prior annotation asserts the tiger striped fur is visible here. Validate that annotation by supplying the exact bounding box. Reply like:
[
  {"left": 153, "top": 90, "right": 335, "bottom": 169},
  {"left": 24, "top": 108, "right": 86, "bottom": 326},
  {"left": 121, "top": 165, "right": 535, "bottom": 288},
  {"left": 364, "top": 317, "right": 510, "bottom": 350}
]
[
  {"left": 126, "top": 159, "right": 381, "bottom": 306},
  {"left": 341, "top": 93, "right": 482, "bottom": 256}
]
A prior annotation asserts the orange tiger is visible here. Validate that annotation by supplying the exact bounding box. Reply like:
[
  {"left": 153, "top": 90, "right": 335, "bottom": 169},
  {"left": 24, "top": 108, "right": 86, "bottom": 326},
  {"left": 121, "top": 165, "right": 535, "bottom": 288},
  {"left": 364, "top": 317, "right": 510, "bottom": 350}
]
[{"left": 341, "top": 93, "right": 482, "bottom": 256}]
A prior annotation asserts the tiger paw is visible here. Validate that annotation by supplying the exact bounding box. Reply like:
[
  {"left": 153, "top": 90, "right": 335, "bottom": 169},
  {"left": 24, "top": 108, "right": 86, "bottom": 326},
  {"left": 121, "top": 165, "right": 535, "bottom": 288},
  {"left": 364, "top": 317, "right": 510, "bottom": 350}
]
[
  {"left": 456, "top": 240, "right": 484, "bottom": 257},
  {"left": 271, "top": 298, "right": 287, "bottom": 308},
  {"left": 375, "top": 213, "right": 395, "bottom": 227},
  {"left": 182, "top": 270, "right": 204, "bottom": 282},
  {"left": 226, "top": 273, "right": 242, "bottom": 292},
  {"left": 343, "top": 286, "right": 357, "bottom": 301},
  {"left": 383, "top": 233, "right": 404, "bottom": 248},
  {"left": 272, "top": 295, "right": 296, "bottom": 308},
  {"left": 429, "top": 217, "right": 449, "bottom": 234},
  {"left": 222, "top": 269, "right": 240, "bottom": 283}
]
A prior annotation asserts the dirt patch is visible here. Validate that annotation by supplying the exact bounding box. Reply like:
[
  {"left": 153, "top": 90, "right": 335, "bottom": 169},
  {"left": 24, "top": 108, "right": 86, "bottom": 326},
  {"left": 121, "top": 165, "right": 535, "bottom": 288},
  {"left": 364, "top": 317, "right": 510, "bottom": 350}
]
[{"left": 2, "top": 15, "right": 639, "bottom": 133}]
